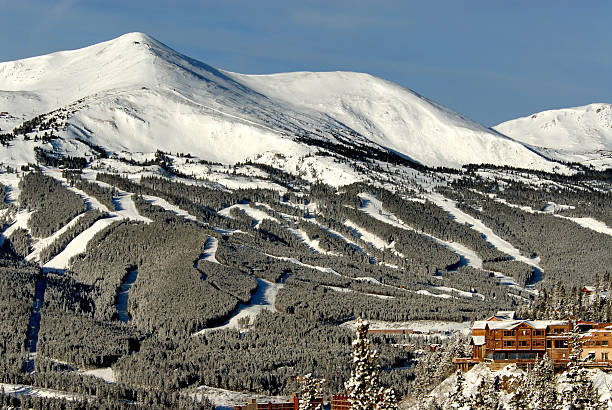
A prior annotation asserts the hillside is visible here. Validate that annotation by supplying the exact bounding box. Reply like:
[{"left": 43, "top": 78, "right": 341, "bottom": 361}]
[
  {"left": 494, "top": 103, "right": 612, "bottom": 169},
  {"left": 0, "top": 33, "right": 610, "bottom": 408}
]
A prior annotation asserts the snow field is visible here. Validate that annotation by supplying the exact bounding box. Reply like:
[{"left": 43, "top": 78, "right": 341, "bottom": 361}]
[{"left": 200, "top": 236, "right": 220, "bottom": 264}]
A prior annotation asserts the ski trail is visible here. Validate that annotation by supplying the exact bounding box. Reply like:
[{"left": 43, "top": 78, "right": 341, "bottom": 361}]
[
  {"left": 116, "top": 268, "right": 138, "bottom": 322},
  {"left": 201, "top": 236, "right": 219, "bottom": 264},
  {"left": 193, "top": 278, "right": 283, "bottom": 334},
  {"left": 426, "top": 193, "right": 543, "bottom": 272},
  {"left": 357, "top": 192, "right": 483, "bottom": 269},
  {"left": 141, "top": 194, "right": 198, "bottom": 221},
  {"left": 43, "top": 217, "right": 120, "bottom": 273},
  {"left": 25, "top": 212, "right": 86, "bottom": 262},
  {"left": 112, "top": 192, "right": 151, "bottom": 222},
  {"left": 0, "top": 209, "right": 33, "bottom": 248}
]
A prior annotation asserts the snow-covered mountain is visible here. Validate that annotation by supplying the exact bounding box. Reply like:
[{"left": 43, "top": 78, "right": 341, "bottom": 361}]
[
  {"left": 0, "top": 32, "right": 561, "bottom": 172},
  {"left": 494, "top": 103, "right": 612, "bottom": 169}
]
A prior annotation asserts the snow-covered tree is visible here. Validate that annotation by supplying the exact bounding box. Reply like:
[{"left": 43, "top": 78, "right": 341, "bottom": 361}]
[
  {"left": 344, "top": 318, "right": 397, "bottom": 410},
  {"left": 508, "top": 374, "right": 529, "bottom": 410},
  {"left": 526, "top": 353, "right": 557, "bottom": 410},
  {"left": 298, "top": 373, "right": 324, "bottom": 410},
  {"left": 470, "top": 374, "right": 502, "bottom": 410},
  {"left": 377, "top": 387, "right": 398, "bottom": 410},
  {"left": 345, "top": 318, "right": 381, "bottom": 410},
  {"left": 561, "top": 323, "right": 604, "bottom": 409},
  {"left": 446, "top": 369, "right": 470, "bottom": 410}
]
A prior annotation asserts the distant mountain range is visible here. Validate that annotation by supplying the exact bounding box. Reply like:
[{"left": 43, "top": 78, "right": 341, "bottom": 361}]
[
  {"left": 494, "top": 103, "right": 612, "bottom": 169},
  {"left": 2, "top": 32, "right": 607, "bottom": 173}
]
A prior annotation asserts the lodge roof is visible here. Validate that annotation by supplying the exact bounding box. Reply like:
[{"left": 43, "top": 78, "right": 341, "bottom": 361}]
[
  {"left": 472, "top": 335, "right": 485, "bottom": 346},
  {"left": 478, "top": 319, "right": 569, "bottom": 331}
]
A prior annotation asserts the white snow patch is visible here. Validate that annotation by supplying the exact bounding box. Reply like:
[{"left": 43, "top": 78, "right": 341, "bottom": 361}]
[
  {"left": 0, "top": 382, "right": 83, "bottom": 401},
  {"left": 141, "top": 194, "right": 198, "bottom": 221},
  {"left": 201, "top": 236, "right": 219, "bottom": 264},
  {"left": 43, "top": 216, "right": 119, "bottom": 272},
  {"left": 113, "top": 192, "right": 151, "bottom": 222},
  {"left": 80, "top": 367, "right": 116, "bottom": 383},
  {"left": 558, "top": 216, "right": 612, "bottom": 237},
  {"left": 0, "top": 171, "right": 21, "bottom": 204},
  {"left": 194, "top": 278, "right": 282, "bottom": 334},
  {"left": 342, "top": 319, "right": 471, "bottom": 336},
  {"left": 344, "top": 219, "right": 393, "bottom": 251}
]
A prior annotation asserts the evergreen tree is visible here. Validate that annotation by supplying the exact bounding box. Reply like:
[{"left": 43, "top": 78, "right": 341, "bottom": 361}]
[
  {"left": 344, "top": 318, "right": 397, "bottom": 410},
  {"left": 298, "top": 373, "right": 324, "bottom": 410},
  {"left": 508, "top": 374, "right": 529, "bottom": 410},
  {"left": 562, "top": 323, "right": 604, "bottom": 409},
  {"left": 446, "top": 369, "right": 470, "bottom": 410},
  {"left": 345, "top": 318, "right": 382, "bottom": 410},
  {"left": 527, "top": 353, "right": 557, "bottom": 410}
]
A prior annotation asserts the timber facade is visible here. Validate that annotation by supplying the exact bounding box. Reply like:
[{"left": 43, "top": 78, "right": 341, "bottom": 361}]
[{"left": 454, "top": 311, "right": 612, "bottom": 371}]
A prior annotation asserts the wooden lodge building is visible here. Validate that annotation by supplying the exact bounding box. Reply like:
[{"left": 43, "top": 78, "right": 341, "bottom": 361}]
[{"left": 453, "top": 311, "right": 612, "bottom": 371}]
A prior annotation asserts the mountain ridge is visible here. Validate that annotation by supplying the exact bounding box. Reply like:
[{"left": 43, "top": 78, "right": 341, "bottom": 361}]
[
  {"left": 494, "top": 103, "right": 612, "bottom": 168},
  {"left": 0, "top": 32, "right": 563, "bottom": 172}
]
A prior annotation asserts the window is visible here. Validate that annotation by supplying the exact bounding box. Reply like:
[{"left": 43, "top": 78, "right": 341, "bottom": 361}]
[
  {"left": 603, "top": 341, "right": 609, "bottom": 347},
  {"left": 602, "top": 353, "right": 609, "bottom": 361},
  {"left": 521, "top": 330, "right": 530, "bottom": 336},
  {"left": 554, "top": 340, "right": 568, "bottom": 349},
  {"left": 547, "top": 340, "right": 552, "bottom": 349},
  {"left": 504, "top": 330, "right": 514, "bottom": 337},
  {"left": 519, "top": 340, "right": 528, "bottom": 347},
  {"left": 596, "top": 341, "right": 602, "bottom": 346},
  {"left": 504, "top": 340, "right": 515, "bottom": 347},
  {"left": 535, "top": 330, "right": 545, "bottom": 336}
]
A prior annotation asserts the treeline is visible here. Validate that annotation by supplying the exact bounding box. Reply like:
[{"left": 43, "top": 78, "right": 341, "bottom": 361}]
[
  {"left": 19, "top": 172, "right": 87, "bottom": 237},
  {"left": 35, "top": 147, "right": 87, "bottom": 169},
  {"left": 1, "top": 359, "right": 212, "bottom": 409},
  {"left": 275, "top": 280, "right": 514, "bottom": 324},
  {"left": 451, "top": 174, "right": 612, "bottom": 226},
  {"left": 519, "top": 276, "right": 612, "bottom": 322}
]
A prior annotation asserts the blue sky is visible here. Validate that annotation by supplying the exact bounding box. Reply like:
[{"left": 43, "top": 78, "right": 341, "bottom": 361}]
[{"left": 0, "top": 0, "right": 610, "bottom": 126}]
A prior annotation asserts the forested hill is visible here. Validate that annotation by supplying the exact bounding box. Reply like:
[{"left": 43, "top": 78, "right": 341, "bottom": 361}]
[
  {"left": 0, "top": 32, "right": 609, "bottom": 409},
  {"left": 0, "top": 146, "right": 609, "bottom": 406}
]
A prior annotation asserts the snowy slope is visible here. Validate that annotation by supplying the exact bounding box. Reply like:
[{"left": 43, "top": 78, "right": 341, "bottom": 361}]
[
  {"left": 494, "top": 103, "right": 612, "bottom": 168},
  {"left": 0, "top": 32, "right": 562, "bottom": 172},
  {"left": 233, "top": 70, "right": 558, "bottom": 170}
]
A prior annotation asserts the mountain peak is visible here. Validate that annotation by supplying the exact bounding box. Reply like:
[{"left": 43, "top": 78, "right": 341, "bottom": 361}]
[{"left": 0, "top": 34, "right": 565, "bottom": 172}]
